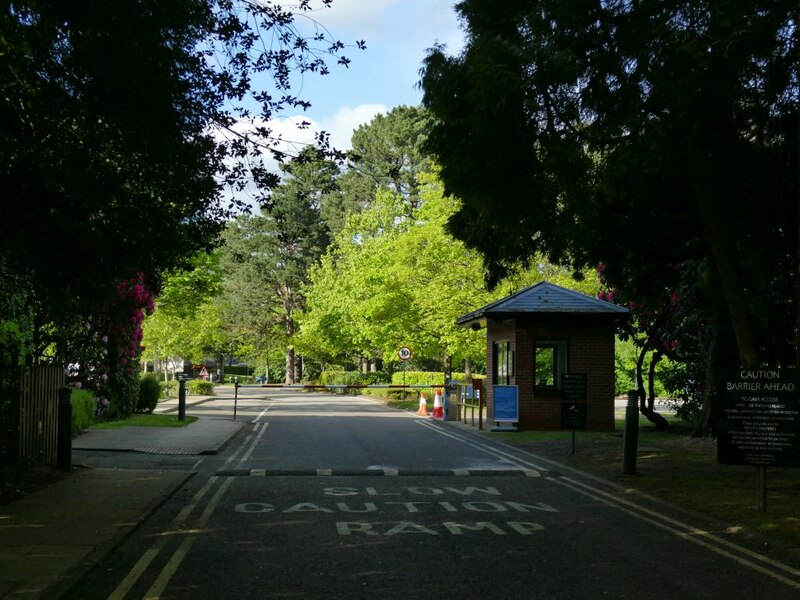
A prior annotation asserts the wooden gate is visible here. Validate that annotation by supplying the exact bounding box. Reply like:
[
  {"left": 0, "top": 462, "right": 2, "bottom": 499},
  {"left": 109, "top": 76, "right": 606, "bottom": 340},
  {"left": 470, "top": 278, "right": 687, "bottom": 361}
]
[{"left": 19, "top": 365, "right": 65, "bottom": 466}]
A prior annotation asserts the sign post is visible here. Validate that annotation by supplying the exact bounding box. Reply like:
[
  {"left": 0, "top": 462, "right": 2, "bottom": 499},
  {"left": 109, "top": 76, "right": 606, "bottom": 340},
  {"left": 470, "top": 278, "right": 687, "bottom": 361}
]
[
  {"left": 717, "top": 369, "right": 799, "bottom": 513},
  {"left": 560, "top": 373, "right": 587, "bottom": 454},
  {"left": 398, "top": 346, "right": 412, "bottom": 386}
]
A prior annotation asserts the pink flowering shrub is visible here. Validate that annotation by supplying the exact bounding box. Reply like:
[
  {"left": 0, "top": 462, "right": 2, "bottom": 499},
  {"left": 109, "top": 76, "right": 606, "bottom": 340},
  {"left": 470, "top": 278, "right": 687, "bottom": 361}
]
[{"left": 68, "top": 273, "right": 157, "bottom": 418}]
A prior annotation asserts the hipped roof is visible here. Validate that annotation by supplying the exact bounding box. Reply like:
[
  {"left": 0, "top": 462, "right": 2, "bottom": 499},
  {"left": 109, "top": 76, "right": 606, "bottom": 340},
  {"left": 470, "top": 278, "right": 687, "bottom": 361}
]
[{"left": 457, "top": 281, "right": 629, "bottom": 327}]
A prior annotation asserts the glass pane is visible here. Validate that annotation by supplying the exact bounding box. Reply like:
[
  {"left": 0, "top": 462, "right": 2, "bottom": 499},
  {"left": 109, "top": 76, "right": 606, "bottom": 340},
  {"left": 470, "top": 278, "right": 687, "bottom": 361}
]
[{"left": 535, "top": 346, "right": 556, "bottom": 387}]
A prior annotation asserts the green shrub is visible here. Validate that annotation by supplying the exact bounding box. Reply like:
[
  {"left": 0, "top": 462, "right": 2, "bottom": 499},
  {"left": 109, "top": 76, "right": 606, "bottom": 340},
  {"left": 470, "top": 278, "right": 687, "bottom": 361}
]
[
  {"left": 224, "top": 365, "right": 251, "bottom": 376},
  {"left": 187, "top": 379, "right": 214, "bottom": 395},
  {"left": 137, "top": 373, "right": 161, "bottom": 413},
  {"left": 107, "top": 370, "right": 141, "bottom": 420},
  {"left": 162, "top": 379, "right": 178, "bottom": 398},
  {"left": 71, "top": 389, "right": 96, "bottom": 435}
]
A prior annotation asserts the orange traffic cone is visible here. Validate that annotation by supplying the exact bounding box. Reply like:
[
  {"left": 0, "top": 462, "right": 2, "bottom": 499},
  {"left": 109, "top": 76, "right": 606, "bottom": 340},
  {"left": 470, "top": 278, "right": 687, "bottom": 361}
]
[
  {"left": 432, "top": 389, "right": 444, "bottom": 419},
  {"left": 417, "top": 392, "right": 429, "bottom": 416}
]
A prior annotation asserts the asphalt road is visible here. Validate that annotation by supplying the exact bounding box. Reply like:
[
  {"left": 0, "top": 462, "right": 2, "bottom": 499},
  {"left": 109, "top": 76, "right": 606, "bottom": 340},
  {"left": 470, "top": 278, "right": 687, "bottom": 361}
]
[{"left": 68, "top": 388, "right": 800, "bottom": 599}]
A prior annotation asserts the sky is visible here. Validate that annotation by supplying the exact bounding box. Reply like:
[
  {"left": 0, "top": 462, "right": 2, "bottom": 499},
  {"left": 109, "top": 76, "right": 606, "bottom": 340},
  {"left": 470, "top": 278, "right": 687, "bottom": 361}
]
[{"left": 267, "top": 0, "right": 466, "bottom": 153}]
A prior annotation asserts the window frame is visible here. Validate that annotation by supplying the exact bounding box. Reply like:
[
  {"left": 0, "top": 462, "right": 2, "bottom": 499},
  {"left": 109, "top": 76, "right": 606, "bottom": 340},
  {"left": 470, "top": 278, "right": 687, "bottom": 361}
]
[
  {"left": 534, "top": 340, "right": 568, "bottom": 391},
  {"left": 493, "top": 340, "right": 514, "bottom": 385}
]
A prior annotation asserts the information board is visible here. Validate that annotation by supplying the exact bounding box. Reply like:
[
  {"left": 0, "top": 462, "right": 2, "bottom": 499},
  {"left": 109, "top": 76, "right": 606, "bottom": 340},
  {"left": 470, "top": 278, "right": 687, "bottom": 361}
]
[
  {"left": 493, "top": 385, "right": 519, "bottom": 423},
  {"left": 561, "top": 373, "right": 587, "bottom": 402},
  {"left": 561, "top": 403, "right": 587, "bottom": 430},
  {"left": 717, "top": 369, "right": 799, "bottom": 467}
]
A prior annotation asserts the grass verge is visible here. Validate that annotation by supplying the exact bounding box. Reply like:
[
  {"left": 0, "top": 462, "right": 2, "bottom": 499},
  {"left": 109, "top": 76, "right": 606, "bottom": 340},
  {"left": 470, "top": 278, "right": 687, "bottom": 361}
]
[
  {"left": 91, "top": 414, "right": 198, "bottom": 429},
  {"left": 489, "top": 423, "right": 800, "bottom": 552}
]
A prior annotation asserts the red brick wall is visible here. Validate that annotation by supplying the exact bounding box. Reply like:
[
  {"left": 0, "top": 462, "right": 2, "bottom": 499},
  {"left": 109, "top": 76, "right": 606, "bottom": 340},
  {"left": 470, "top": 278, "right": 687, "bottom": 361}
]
[{"left": 486, "top": 317, "right": 616, "bottom": 431}]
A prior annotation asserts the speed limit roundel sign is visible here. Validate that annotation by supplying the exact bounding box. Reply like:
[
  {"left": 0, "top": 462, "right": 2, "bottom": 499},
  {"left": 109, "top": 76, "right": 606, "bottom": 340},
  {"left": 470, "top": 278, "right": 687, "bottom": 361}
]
[{"left": 398, "top": 346, "right": 413, "bottom": 361}]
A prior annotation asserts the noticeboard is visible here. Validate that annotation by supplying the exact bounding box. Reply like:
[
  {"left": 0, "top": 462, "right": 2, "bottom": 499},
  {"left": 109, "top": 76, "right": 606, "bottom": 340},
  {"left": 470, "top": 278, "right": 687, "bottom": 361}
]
[
  {"left": 561, "top": 403, "right": 587, "bottom": 430},
  {"left": 717, "top": 369, "right": 799, "bottom": 467},
  {"left": 561, "top": 373, "right": 587, "bottom": 402},
  {"left": 493, "top": 385, "right": 519, "bottom": 423}
]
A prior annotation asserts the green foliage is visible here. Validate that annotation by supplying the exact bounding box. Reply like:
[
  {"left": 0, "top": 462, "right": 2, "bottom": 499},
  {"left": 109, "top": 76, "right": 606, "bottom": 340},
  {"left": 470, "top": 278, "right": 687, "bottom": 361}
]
[
  {"left": 421, "top": 0, "right": 799, "bottom": 431},
  {"left": 318, "top": 371, "right": 391, "bottom": 386},
  {"left": 390, "top": 371, "right": 449, "bottom": 386},
  {"left": 224, "top": 365, "right": 252, "bottom": 376},
  {"left": 162, "top": 379, "right": 178, "bottom": 399},
  {"left": 106, "top": 369, "right": 141, "bottom": 420},
  {"left": 92, "top": 414, "right": 198, "bottom": 429},
  {"left": 137, "top": 373, "right": 162, "bottom": 414},
  {"left": 70, "top": 389, "right": 97, "bottom": 435},
  {"left": 187, "top": 380, "right": 214, "bottom": 395},
  {"left": 341, "top": 105, "right": 434, "bottom": 220}
]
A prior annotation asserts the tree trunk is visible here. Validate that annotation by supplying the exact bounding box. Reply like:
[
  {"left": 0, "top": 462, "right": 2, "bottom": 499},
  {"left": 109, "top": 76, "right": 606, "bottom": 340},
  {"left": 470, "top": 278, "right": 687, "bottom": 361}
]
[
  {"left": 464, "top": 357, "right": 472, "bottom": 379},
  {"left": 285, "top": 347, "right": 295, "bottom": 384},
  {"left": 642, "top": 352, "right": 670, "bottom": 430},
  {"left": 690, "top": 146, "right": 760, "bottom": 369},
  {"left": 444, "top": 355, "right": 453, "bottom": 382},
  {"left": 635, "top": 345, "right": 647, "bottom": 408},
  {"left": 215, "top": 352, "right": 224, "bottom": 383}
]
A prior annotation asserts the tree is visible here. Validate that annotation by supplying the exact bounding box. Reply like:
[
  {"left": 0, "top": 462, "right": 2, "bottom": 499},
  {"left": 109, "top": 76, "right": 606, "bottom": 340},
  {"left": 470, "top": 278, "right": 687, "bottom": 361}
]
[
  {"left": 299, "top": 168, "right": 598, "bottom": 375},
  {"left": 221, "top": 149, "right": 334, "bottom": 382},
  {"left": 338, "top": 105, "right": 434, "bottom": 221},
  {"left": 0, "top": 1, "right": 360, "bottom": 419},
  {"left": 421, "top": 1, "right": 798, "bottom": 427},
  {"left": 142, "top": 253, "right": 227, "bottom": 386}
]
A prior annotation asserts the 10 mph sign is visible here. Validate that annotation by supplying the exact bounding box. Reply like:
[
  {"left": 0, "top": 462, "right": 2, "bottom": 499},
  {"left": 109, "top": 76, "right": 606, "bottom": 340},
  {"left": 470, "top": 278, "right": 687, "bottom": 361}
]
[{"left": 398, "top": 346, "right": 413, "bottom": 361}]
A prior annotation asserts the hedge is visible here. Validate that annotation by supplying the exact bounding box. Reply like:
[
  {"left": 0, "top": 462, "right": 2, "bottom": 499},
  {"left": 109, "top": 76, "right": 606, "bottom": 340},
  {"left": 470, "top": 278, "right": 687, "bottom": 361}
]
[
  {"left": 71, "top": 389, "right": 97, "bottom": 435},
  {"left": 187, "top": 380, "right": 215, "bottom": 395}
]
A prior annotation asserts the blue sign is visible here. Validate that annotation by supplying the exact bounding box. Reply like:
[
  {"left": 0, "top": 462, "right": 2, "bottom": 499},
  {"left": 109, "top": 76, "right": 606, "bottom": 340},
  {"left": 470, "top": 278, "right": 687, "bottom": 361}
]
[{"left": 493, "top": 385, "right": 519, "bottom": 422}]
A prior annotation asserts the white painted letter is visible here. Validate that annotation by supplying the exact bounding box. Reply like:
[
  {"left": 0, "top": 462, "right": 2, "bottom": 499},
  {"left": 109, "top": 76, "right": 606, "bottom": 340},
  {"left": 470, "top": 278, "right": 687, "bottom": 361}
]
[
  {"left": 507, "top": 522, "right": 545, "bottom": 534},
  {"left": 463, "top": 502, "right": 507, "bottom": 512},
  {"left": 324, "top": 487, "right": 359, "bottom": 496},
  {"left": 504, "top": 502, "right": 558, "bottom": 513},
  {"left": 366, "top": 487, "right": 401, "bottom": 496},
  {"left": 407, "top": 487, "right": 444, "bottom": 496},
  {"left": 445, "top": 486, "right": 502, "bottom": 496},
  {"left": 386, "top": 522, "right": 439, "bottom": 535},
  {"left": 336, "top": 503, "right": 378, "bottom": 513},
  {"left": 283, "top": 503, "right": 333, "bottom": 513},
  {"left": 234, "top": 503, "right": 274, "bottom": 513},
  {"left": 337, "top": 522, "right": 377, "bottom": 536},
  {"left": 443, "top": 522, "right": 506, "bottom": 535}
]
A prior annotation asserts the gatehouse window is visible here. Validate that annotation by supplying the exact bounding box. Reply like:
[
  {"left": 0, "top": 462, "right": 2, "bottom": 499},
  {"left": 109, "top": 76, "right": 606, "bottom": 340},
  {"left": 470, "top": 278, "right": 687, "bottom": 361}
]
[
  {"left": 535, "top": 340, "right": 567, "bottom": 390},
  {"left": 493, "top": 340, "right": 514, "bottom": 385}
]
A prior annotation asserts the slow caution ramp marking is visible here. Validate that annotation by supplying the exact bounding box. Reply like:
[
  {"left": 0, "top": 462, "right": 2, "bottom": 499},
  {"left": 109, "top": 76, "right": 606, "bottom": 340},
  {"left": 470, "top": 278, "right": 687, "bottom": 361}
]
[{"left": 416, "top": 420, "right": 800, "bottom": 592}]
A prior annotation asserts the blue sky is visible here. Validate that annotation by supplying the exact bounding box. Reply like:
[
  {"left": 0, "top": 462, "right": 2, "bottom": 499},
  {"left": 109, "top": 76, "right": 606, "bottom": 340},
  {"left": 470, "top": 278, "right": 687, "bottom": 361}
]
[{"left": 269, "top": 0, "right": 465, "bottom": 151}]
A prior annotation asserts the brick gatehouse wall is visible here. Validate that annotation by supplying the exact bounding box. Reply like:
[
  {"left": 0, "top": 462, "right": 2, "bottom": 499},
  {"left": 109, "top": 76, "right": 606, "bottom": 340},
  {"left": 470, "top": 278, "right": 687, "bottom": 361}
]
[{"left": 485, "top": 317, "right": 616, "bottom": 431}]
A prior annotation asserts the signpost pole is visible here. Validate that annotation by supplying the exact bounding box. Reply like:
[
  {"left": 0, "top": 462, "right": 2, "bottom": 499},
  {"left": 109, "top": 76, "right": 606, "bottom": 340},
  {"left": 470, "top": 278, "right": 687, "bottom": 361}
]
[
  {"left": 178, "top": 377, "right": 186, "bottom": 422},
  {"left": 234, "top": 377, "right": 239, "bottom": 420},
  {"left": 757, "top": 466, "right": 767, "bottom": 513}
]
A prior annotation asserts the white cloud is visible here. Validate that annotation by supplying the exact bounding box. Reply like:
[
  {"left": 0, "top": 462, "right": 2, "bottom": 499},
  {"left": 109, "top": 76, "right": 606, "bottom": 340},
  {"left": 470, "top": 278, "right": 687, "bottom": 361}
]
[
  {"left": 283, "top": 0, "right": 404, "bottom": 38},
  {"left": 316, "top": 103, "right": 387, "bottom": 150},
  {"left": 214, "top": 103, "right": 387, "bottom": 212}
]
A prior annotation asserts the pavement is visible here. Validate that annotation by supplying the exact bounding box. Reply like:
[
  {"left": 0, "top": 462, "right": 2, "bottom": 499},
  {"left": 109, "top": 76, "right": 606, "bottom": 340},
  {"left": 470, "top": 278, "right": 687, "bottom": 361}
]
[{"left": 0, "top": 395, "right": 243, "bottom": 599}]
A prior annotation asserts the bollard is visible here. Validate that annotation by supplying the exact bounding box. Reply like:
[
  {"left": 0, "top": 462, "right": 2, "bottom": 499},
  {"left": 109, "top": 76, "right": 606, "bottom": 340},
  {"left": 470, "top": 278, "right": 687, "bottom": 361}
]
[
  {"left": 478, "top": 391, "right": 483, "bottom": 430},
  {"left": 57, "top": 387, "right": 72, "bottom": 472},
  {"left": 178, "top": 378, "right": 186, "bottom": 421},
  {"left": 234, "top": 377, "right": 239, "bottom": 420},
  {"left": 622, "top": 389, "right": 640, "bottom": 475}
]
